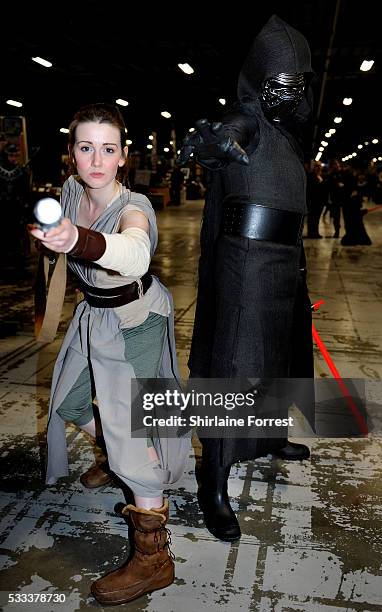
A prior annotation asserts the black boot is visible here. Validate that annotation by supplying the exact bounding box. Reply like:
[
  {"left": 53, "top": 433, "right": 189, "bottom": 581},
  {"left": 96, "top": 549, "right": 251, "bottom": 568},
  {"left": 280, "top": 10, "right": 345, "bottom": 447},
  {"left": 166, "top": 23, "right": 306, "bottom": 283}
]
[
  {"left": 272, "top": 441, "right": 310, "bottom": 461},
  {"left": 196, "top": 452, "right": 241, "bottom": 542}
]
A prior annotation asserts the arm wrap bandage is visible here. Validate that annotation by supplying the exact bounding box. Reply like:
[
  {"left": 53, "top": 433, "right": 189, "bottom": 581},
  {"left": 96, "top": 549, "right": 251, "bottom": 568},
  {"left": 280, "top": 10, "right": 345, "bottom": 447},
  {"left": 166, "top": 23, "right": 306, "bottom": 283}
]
[{"left": 95, "top": 227, "right": 151, "bottom": 277}]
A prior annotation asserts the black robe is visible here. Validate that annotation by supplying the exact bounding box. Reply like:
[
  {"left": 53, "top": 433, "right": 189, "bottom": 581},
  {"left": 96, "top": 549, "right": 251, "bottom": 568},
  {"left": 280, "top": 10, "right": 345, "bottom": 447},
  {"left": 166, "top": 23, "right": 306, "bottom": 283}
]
[{"left": 188, "top": 15, "right": 315, "bottom": 466}]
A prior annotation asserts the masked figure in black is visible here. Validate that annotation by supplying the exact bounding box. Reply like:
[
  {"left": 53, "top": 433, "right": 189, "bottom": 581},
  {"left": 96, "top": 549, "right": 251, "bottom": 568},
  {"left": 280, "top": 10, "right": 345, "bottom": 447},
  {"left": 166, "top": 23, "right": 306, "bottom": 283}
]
[{"left": 178, "top": 15, "right": 315, "bottom": 542}]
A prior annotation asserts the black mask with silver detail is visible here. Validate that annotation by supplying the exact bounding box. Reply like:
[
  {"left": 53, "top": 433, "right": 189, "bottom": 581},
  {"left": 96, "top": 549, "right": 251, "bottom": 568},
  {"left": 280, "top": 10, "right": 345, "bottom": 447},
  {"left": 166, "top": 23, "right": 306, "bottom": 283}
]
[{"left": 260, "top": 73, "right": 305, "bottom": 122}]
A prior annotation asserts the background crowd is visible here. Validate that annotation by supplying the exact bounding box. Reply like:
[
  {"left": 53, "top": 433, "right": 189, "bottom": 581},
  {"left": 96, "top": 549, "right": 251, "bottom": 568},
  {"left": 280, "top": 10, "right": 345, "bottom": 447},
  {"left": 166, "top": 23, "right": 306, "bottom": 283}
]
[{"left": 305, "top": 158, "right": 381, "bottom": 245}]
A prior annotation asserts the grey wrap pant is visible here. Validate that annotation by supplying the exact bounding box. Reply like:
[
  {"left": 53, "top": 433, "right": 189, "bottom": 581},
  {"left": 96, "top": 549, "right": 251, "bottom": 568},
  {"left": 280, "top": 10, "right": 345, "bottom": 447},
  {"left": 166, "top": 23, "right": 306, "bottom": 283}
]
[{"left": 56, "top": 312, "right": 167, "bottom": 497}]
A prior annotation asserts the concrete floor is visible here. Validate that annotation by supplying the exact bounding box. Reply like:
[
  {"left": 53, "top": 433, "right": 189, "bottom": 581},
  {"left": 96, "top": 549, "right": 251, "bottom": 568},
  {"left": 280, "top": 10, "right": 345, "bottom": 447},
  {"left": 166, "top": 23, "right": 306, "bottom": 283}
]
[{"left": 0, "top": 201, "right": 381, "bottom": 611}]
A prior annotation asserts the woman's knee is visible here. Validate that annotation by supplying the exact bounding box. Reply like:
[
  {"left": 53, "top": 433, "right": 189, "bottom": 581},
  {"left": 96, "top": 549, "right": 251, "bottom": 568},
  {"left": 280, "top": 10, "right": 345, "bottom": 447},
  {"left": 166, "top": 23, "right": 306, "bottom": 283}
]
[{"left": 55, "top": 366, "right": 93, "bottom": 424}]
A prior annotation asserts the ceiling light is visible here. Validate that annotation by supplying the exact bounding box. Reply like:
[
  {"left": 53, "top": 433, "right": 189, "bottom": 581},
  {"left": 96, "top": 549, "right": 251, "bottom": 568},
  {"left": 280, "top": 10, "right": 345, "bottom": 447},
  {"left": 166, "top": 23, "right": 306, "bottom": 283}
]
[
  {"left": 360, "top": 60, "right": 374, "bottom": 72},
  {"left": 379, "top": 157, "right": 382, "bottom": 161},
  {"left": 315, "top": 152, "right": 322, "bottom": 161},
  {"left": 164, "top": 147, "right": 170, "bottom": 152},
  {"left": 364, "top": 141, "right": 369, "bottom": 145},
  {"left": 116, "top": 98, "right": 129, "bottom": 106},
  {"left": 169, "top": 140, "right": 173, "bottom": 145},
  {"left": 178, "top": 63, "right": 194, "bottom": 75},
  {"left": 189, "top": 127, "right": 195, "bottom": 132},
  {"left": 319, "top": 147, "right": 324, "bottom": 152},
  {"left": 334, "top": 116, "right": 342, "bottom": 124},
  {"left": 329, "top": 128, "right": 336, "bottom": 134},
  {"left": 149, "top": 135, "right": 154, "bottom": 141},
  {"left": 358, "top": 144, "right": 363, "bottom": 149},
  {"left": 126, "top": 139, "right": 132, "bottom": 145},
  {"left": 343, "top": 97, "right": 352, "bottom": 106},
  {"left": 147, "top": 144, "right": 153, "bottom": 150},
  {"left": 6, "top": 99, "right": 22, "bottom": 107},
  {"left": 32, "top": 56, "right": 52, "bottom": 68},
  {"left": 161, "top": 111, "right": 171, "bottom": 119},
  {"left": 321, "top": 141, "right": 328, "bottom": 147},
  {"left": 372, "top": 138, "right": 379, "bottom": 144},
  {"left": 325, "top": 132, "right": 332, "bottom": 138},
  {"left": 373, "top": 158, "right": 377, "bottom": 162},
  {"left": 59, "top": 128, "right": 69, "bottom": 134},
  {"left": 219, "top": 98, "right": 226, "bottom": 105}
]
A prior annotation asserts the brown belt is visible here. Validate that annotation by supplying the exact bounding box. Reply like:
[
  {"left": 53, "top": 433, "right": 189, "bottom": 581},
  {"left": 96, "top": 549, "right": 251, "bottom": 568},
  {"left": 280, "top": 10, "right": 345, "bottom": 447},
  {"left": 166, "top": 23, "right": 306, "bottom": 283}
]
[{"left": 79, "top": 272, "right": 152, "bottom": 308}]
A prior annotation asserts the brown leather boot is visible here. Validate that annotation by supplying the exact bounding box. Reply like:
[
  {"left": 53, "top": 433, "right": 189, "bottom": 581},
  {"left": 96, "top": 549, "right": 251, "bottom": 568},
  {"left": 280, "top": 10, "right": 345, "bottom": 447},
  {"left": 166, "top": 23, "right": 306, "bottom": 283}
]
[
  {"left": 91, "top": 499, "right": 174, "bottom": 605},
  {"left": 80, "top": 461, "right": 112, "bottom": 488},
  {"left": 80, "top": 434, "right": 113, "bottom": 489}
]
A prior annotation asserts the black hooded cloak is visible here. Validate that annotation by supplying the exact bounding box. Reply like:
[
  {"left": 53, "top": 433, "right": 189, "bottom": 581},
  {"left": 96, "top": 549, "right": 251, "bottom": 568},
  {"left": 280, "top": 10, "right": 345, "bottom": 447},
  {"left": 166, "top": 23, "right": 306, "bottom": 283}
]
[{"left": 188, "top": 15, "right": 315, "bottom": 466}]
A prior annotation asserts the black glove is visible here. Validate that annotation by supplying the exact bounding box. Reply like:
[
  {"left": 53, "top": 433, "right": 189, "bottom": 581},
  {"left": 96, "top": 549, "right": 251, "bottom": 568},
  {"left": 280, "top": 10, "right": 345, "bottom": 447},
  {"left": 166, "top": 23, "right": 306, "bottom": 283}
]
[{"left": 177, "top": 118, "right": 249, "bottom": 169}]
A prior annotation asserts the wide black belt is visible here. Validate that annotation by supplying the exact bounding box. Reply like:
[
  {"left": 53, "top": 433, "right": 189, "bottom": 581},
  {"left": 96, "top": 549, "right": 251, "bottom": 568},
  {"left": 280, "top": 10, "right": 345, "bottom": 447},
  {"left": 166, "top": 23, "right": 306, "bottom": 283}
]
[
  {"left": 222, "top": 202, "right": 304, "bottom": 246},
  {"left": 79, "top": 272, "right": 152, "bottom": 308}
]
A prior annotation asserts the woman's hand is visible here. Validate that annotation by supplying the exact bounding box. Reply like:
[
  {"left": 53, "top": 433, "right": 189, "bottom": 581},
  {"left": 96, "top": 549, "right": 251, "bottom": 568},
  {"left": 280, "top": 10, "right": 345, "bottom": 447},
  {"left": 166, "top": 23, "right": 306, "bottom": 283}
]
[{"left": 28, "top": 218, "right": 79, "bottom": 253}]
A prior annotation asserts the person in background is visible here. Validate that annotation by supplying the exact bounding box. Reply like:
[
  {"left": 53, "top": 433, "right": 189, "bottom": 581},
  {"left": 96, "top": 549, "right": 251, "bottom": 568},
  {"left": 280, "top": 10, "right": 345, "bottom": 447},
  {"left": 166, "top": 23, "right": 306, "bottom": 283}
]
[
  {"left": 29, "top": 103, "right": 189, "bottom": 606},
  {"left": 306, "top": 162, "right": 328, "bottom": 238},
  {"left": 0, "top": 132, "right": 8, "bottom": 165},
  {"left": 326, "top": 158, "right": 347, "bottom": 238},
  {"left": 0, "top": 142, "right": 32, "bottom": 273},
  {"left": 169, "top": 165, "right": 185, "bottom": 205},
  {"left": 186, "top": 174, "right": 206, "bottom": 199},
  {"left": 341, "top": 169, "right": 372, "bottom": 245},
  {"left": 355, "top": 172, "right": 369, "bottom": 202},
  {"left": 371, "top": 169, "right": 382, "bottom": 205}
]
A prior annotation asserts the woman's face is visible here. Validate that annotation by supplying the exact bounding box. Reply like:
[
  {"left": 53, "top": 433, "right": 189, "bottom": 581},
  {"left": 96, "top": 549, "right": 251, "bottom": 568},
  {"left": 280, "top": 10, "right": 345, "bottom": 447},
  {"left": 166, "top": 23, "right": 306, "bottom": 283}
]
[{"left": 73, "top": 121, "right": 126, "bottom": 189}]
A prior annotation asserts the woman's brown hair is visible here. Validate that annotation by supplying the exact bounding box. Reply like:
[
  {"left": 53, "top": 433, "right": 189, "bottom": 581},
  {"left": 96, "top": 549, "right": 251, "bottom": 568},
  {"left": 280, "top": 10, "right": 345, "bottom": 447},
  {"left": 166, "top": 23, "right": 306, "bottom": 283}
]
[{"left": 68, "top": 103, "right": 128, "bottom": 182}]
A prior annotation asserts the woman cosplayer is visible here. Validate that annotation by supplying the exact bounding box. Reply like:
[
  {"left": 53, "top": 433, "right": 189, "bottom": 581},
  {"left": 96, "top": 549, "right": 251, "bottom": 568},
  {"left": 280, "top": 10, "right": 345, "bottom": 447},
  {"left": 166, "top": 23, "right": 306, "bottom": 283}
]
[{"left": 30, "top": 103, "right": 189, "bottom": 605}]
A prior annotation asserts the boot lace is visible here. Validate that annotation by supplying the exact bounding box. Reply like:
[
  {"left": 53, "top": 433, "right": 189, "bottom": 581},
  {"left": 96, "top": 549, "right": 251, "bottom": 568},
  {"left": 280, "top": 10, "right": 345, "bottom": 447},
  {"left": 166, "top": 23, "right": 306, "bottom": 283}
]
[
  {"left": 135, "top": 525, "right": 175, "bottom": 559},
  {"left": 163, "top": 527, "right": 175, "bottom": 559}
]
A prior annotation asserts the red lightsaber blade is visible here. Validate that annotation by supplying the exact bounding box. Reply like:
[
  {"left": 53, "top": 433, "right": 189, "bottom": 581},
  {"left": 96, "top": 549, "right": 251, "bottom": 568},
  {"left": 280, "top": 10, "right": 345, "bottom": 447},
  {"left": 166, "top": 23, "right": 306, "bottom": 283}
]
[
  {"left": 311, "top": 300, "right": 368, "bottom": 435},
  {"left": 367, "top": 204, "right": 382, "bottom": 213}
]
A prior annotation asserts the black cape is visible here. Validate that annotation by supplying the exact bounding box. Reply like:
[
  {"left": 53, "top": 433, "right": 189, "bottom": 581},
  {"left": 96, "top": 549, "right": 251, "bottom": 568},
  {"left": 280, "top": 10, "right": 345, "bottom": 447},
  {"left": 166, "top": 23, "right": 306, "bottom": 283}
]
[{"left": 189, "top": 15, "right": 315, "bottom": 466}]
